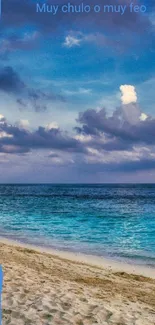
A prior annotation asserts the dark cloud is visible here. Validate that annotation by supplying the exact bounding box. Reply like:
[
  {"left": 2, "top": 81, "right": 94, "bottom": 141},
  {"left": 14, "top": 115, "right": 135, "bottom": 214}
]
[
  {"left": 49, "top": 152, "right": 60, "bottom": 158},
  {"left": 111, "top": 158, "right": 155, "bottom": 172},
  {"left": 0, "top": 66, "right": 65, "bottom": 111},
  {"left": 0, "top": 119, "right": 86, "bottom": 154},
  {"left": 0, "top": 103, "right": 155, "bottom": 174},
  {"left": 76, "top": 105, "right": 155, "bottom": 147},
  {"left": 88, "top": 136, "right": 133, "bottom": 152},
  {"left": 1, "top": 102, "right": 155, "bottom": 158},
  {"left": 75, "top": 157, "right": 155, "bottom": 174},
  {"left": 1, "top": 99, "right": 155, "bottom": 174},
  {"left": 26, "top": 88, "right": 65, "bottom": 112},
  {"left": 0, "top": 66, "right": 25, "bottom": 93}
]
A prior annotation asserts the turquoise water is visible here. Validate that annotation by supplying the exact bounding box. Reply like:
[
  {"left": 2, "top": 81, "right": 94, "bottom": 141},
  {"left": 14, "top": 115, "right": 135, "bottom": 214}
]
[{"left": 0, "top": 184, "right": 155, "bottom": 266}]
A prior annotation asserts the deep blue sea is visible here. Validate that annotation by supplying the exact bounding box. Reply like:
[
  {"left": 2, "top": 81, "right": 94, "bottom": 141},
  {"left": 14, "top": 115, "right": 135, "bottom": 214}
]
[{"left": 0, "top": 184, "right": 155, "bottom": 267}]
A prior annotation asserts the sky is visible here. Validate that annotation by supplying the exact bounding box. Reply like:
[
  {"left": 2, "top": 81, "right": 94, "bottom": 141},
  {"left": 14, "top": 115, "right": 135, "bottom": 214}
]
[{"left": 0, "top": 0, "right": 155, "bottom": 183}]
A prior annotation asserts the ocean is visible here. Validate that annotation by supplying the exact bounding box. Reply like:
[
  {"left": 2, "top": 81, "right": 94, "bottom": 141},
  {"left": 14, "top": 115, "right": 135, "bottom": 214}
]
[{"left": 0, "top": 184, "right": 155, "bottom": 267}]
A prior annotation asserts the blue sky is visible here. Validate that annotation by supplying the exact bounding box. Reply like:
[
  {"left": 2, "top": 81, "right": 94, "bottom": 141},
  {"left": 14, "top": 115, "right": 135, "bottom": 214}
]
[{"left": 0, "top": 0, "right": 155, "bottom": 182}]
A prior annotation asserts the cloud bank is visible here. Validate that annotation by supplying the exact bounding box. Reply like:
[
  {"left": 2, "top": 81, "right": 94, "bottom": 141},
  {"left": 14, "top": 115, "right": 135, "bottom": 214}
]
[{"left": 0, "top": 85, "right": 155, "bottom": 178}]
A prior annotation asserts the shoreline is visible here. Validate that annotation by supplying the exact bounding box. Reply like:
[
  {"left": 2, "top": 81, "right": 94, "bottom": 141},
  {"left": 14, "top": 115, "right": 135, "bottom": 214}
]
[{"left": 0, "top": 235, "right": 155, "bottom": 279}]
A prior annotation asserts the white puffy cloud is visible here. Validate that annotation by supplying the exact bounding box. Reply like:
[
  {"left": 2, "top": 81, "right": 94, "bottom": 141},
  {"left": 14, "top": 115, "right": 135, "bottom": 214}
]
[
  {"left": 140, "top": 113, "right": 148, "bottom": 121},
  {"left": 0, "top": 132, "right": 13, "bottom": 139},
  {"left": 17, "top": 119, "right": 30, "bottom": 129},
  {"left": 120, "top": 85, "right": 137, "bottom": 105},
  {"left": 46, "top": 122, "right": 59, "bottom": 130},
  {"left": 63, "top": 35, "right": 81, "bottom": 48},
  {"left": 75, "top": 134, "right": 92, "bottom": 142}
]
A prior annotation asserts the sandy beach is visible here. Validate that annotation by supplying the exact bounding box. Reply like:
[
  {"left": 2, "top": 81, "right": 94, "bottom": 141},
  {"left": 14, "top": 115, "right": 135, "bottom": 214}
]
[{"left": 0, "top": 239, "right": 155, "bottom": 325}]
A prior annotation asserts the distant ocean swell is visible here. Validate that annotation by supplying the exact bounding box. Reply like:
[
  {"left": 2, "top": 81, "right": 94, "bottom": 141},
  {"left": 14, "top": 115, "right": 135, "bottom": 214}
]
[{"left": 0, "top": 184, "right": 155, "bottom": 267}]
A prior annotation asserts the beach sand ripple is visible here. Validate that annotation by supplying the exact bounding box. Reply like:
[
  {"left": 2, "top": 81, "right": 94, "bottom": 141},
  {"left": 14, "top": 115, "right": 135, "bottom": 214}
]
[{"left": 0, "top": 243, "right": 155, "bottom": 325}]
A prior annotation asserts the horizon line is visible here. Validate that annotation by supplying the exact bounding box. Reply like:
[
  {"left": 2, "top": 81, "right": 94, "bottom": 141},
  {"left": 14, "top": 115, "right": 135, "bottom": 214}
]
[{"left": 0, "top": 182, "right": 155, "bottom": 185}]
